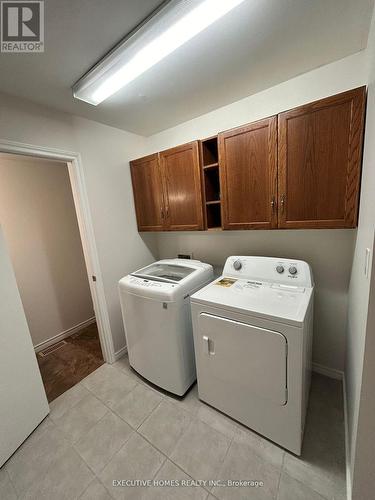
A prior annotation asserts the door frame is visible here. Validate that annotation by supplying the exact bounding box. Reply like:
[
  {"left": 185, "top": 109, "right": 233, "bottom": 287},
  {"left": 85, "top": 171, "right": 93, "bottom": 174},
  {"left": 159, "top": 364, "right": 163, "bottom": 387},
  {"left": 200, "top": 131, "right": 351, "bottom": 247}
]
[{"left": 0, "top": 139, "right": 115, "bottom": 363}]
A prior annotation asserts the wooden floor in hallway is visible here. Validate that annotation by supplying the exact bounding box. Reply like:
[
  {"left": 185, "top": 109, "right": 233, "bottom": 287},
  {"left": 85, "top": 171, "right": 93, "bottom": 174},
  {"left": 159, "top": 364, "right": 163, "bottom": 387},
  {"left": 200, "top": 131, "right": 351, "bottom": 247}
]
[{"left": 36, "top": 322, "right": 104, "bottom": 402}]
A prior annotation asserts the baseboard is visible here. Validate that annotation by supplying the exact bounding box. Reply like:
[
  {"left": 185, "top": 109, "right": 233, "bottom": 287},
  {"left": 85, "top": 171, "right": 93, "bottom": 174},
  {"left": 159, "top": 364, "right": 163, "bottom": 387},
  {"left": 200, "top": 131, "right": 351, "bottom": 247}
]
[
  {"left": 312, "top": 363, "right": 350, "bottom": 498},
  {"left": 113, "top": 345, "right": 128, "bottom": 362},
  {"left": 312, "top": 362, "right": 344, "bottom": 380},
  {"left": 343, "top": 375, "right": 352, "bottom": 500},
  {"left": 34, "top": 316, "right": 96, "bottom": 353}
]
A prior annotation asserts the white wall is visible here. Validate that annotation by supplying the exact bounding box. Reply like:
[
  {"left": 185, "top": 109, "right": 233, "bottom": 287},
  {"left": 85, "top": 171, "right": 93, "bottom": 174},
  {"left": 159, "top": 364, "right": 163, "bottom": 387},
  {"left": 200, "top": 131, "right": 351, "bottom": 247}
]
[
  {"left": 0, "top": 154, "right": 93, "bottom": 347},
  {"left": 345, "top": 8, "right": 375, "bottom": 497},
  {"left": 351, "top": 234, "right": 375, "bottom": 500},
  {"left": 0, "top": 94, "right": 157, "bottom": 354},
  {"left": 70, "top": 116, "right": 157, "bottom": 352},
  {"left": 145, "top": 51, "right": 367, "bottom": 151},
  {"left": 141, "top": 51, "right": 368, "bottom": 372}
]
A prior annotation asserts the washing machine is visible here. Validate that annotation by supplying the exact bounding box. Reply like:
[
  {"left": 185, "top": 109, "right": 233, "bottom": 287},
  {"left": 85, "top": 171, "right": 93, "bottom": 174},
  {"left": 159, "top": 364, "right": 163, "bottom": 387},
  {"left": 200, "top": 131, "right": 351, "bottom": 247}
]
[
  {"left": 119, "top": 259, "right": 213, "bottom": 396},
  {"left": 191, "top": 256, "right": 314, "bottom": 455}
]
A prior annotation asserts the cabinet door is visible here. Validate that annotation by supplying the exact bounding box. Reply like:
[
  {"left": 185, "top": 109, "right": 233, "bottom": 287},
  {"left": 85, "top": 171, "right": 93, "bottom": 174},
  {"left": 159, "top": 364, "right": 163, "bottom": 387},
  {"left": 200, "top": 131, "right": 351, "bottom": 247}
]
[
  {"left": 278, "top": 87, "right": 366, "bottom": 229},
  {"left": 160, "top": 142, "right": 204, "bottom": 231},
  {"left": 219, "top": 117, "right": 278, "bottom": 230},
  {"left": 130, "top": 153, "right": 165, "bottom": 231}
]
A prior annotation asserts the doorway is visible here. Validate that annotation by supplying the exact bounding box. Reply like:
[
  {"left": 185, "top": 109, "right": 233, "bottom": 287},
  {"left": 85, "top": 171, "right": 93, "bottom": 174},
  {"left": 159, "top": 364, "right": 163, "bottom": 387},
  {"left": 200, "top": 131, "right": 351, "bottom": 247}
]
[{"left": 0, "top": 152, "right": 106, "bottom": 401}]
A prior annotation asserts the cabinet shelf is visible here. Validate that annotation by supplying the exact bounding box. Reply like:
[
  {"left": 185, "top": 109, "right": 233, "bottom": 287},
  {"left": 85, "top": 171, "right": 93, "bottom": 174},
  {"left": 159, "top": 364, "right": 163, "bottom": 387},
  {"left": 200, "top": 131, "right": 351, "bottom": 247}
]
[
  {"left": 206, "top": 202, "right": 222, "bottom": 229},
  {"left": 203, "top": 162, "right": 219, "bottom": 170},
  {"left": 204, "top": 166, "right": 220, "bottom": 202},
  {"left": 201, "top": 137, "right": 218, "bottom": 166},
  {"left": 201, "top": 135, "right": 222, "bottom": 229}
]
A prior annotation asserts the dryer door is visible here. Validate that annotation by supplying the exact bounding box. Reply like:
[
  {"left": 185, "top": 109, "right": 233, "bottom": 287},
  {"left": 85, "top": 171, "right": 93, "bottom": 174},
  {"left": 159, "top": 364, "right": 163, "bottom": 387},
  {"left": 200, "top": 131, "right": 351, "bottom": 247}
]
[{"left": 198, "top": 313, "right": 288, "bottom": 405}]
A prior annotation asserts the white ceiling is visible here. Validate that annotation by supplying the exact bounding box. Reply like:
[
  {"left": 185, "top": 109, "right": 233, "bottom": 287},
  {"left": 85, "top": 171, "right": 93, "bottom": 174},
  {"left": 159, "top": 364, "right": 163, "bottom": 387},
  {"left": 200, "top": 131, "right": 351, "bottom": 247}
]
[{"left": 0, "top": 0, "right": 373, "bottom": 136}]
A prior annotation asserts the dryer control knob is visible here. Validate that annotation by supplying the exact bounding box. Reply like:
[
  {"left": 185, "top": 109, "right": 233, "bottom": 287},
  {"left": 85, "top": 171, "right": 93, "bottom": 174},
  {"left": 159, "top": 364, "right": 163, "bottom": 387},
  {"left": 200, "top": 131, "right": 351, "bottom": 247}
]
[
  {"left": 276, "top": 265, "right": 284, "bottom": 274},
  {"left": 289, "top": 266, "right": 298, "bottom": 275},
  {"left": 233, "top": 260, "right": 242, "bottom": 271}
]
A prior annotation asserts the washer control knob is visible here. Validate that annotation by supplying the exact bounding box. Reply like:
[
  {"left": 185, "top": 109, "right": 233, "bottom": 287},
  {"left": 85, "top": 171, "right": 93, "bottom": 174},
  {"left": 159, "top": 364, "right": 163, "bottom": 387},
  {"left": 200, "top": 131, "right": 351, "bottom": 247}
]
[
  {"left": 289, "top": 266, "right": 298, "bottom": 275},
  {"left": 233, "top": 260, "right": 242, "bottom": 271},
  {"left": 276, "top": 265, "right": 284, "bottom": 274}
]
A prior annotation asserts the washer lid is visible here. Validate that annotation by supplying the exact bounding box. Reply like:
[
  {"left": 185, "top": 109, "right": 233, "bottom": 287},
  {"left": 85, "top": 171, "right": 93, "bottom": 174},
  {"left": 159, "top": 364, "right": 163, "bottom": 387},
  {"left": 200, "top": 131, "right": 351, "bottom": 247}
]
[
  {"left": 132, "top": 260, "right": 201, "bottom": 284},
  {"left": 191, "top": 277, "right": 313, "bottom": 326}
]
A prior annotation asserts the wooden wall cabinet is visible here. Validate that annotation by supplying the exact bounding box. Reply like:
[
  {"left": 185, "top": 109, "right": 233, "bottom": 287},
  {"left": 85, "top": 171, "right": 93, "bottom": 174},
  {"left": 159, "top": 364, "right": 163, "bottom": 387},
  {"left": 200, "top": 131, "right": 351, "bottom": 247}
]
[
  {"left": 130, "top": 87, "right": 366, "bottom": 232},
  {"left": 219, "top": 117, "right": 278, "bottom": 230},
  {"left": 278, "top": 87, "right": 366, "bottom": 229},
  {"left": 130, "top": 142, "right": 204, "bottom": 231},
  {"left": 159, "top": 141, "right": 204, "bottom": 231},
  {"left": 130, "top": 153, "right": 165, "bottom": 231}
]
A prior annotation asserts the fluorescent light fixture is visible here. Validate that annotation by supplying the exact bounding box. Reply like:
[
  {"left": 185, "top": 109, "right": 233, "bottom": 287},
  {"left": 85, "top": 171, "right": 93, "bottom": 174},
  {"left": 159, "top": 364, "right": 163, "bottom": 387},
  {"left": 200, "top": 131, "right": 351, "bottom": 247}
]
[{"left": 73, "top": 0, "right": 246, "bottom": 105}]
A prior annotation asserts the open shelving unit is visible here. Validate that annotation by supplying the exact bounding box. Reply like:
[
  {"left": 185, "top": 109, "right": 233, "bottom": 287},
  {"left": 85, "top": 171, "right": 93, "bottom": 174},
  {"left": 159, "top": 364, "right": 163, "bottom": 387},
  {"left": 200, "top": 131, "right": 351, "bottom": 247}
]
[{"left": 200, "top": 136, "right": 222, "bottom": 230}]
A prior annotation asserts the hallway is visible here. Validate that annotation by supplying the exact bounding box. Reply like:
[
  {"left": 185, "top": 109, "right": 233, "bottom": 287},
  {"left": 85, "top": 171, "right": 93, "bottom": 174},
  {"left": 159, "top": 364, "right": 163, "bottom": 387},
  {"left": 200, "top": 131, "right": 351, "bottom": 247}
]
[{"left": 36, "top": 322, "right": 104, "bottom": 402}]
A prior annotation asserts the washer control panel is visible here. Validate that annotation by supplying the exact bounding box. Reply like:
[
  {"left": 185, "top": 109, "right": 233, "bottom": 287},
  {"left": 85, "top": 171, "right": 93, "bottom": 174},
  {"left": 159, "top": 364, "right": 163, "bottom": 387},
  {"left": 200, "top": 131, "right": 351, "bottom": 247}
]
[
  {"left": 129, "top": 276, "right": 175, "bottom": 289},
  {"left": 276, "top": 263, "right": 299, "bottom": 277},
  {"left": 232, "top": 259, "right": 242, "bottom": 271},
  {"left": 275, "top": 261, "right": 299, "bottom": 279},
  {"left": 276, "top": 265, "right": 284, "bottom": 274},
  {"left": 222, "top": 256, "right": 313, "bottom": 287}
]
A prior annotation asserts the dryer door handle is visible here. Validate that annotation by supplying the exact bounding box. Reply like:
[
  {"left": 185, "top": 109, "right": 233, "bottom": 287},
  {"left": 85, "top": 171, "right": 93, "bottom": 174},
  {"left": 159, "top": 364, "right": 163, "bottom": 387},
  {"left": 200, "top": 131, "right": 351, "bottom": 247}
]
[{"left": 203, "top": 336, "right": 215, "bottom": 355}]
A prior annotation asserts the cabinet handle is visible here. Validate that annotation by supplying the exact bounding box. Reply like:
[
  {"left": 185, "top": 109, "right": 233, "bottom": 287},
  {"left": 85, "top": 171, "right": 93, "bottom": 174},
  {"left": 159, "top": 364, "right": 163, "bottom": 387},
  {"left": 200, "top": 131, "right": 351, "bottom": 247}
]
[
  {"left": 280, "top": 194, "right": 286, "bottom": 212},
  {"left": 271, "top": 197, "right": 276, "bottom": 210},
  {"left": 160, "top": 208, "right": 164, "bottom": 219}
]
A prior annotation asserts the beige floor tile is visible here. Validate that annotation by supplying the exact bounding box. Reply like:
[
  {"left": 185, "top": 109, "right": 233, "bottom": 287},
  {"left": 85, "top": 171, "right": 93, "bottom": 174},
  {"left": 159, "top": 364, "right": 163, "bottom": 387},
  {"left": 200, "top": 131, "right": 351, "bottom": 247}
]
[
  {"left": 99, "top": 433, "right": 165, "bottom": 500},
  {"left": 143, "top": 459, "right": 208, "bottom": 500},
  {"left": 168, "top": 384, "right": 203, "bottom": 417},
  {"left": 0, "top": 468, "right": 17, "bottom": 500},
  {"left": 3, "top": 367, "right": 346, "bottom": 500},
  {"left": 49, "top": 383, "right": 90, "bottom": 420},
  {"left": 113, "top": 356, "right": 142, "bottom": 383},
  {"left": 79, "top": 478, "right": 113, "bottom": 500},
  {"left": 53, "top": 393, "right": 108, "bottom": 443},
  {"left": 277, "top": 472, "right": 326, "bottom": 500},
  {"left": 232, "top": 426, "right": 285, "bottom": 468},
  {"left": 283, "top": 375, "right": 346, "bottom": 500},
  {"left": 5, "top": 419, "right": 70, "bottom": 496},
  {"left": 139, "top": 400, "right": 192, "bottom": 455},
  {"left": 75, "top": 411, "right": 133, "bottom": 474},
  {"left": 112, "top": 384, "right": 163, "bottom": 428},
  {"left": 20, "top": 447, "right": 93, "bottom": 500},
  {"left": 282, "top": 454, "right": 345, "bottom": 500},
  {"left": 196, "top": 404, "right": 238, "bottom": 440},
  {"left": 81, "top": 364, "right": 137, "bottom": 409},
  {"left": 212, "top": 439, "right": 281, "bottom": 500},
  {"left": 170, "top": 419, "right": 231, "bottom": 481}
]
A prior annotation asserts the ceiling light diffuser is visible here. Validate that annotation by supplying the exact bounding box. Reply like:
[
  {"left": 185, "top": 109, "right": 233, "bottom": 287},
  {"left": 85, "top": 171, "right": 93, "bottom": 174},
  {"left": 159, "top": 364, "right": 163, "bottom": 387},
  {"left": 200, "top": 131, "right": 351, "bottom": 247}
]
[{"left": 73, "top": 0, "right": 246, "bottom": 105}]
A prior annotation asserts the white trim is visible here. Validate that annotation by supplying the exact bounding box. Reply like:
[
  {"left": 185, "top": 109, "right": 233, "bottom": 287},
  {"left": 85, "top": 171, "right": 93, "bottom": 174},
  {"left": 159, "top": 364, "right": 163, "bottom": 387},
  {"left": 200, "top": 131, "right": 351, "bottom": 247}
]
[
  {"left": 343, "top": 375, "right": 352, "bottom": 500},
  {"left": 312, "top": 362, "right": 344, "bottom": 380},
  {"left": 0, "top": 139, "right": 115, "bottom": 364},
  {"left": 114, "top": 345, "right": 128, "bottom": 361},
  {"left": 34, "top": 317, "right": 96, "bottom": 353}
]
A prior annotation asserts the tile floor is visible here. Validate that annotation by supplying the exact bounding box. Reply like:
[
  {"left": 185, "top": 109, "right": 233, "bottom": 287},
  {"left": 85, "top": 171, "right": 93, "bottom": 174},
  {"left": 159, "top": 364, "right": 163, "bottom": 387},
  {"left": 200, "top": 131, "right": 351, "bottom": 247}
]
[
  {"left": 37, "top": 322, "right": 104, "bottom": 402},
  {"left": 1, "top": 356, "right": 346, "bottom": 500}
]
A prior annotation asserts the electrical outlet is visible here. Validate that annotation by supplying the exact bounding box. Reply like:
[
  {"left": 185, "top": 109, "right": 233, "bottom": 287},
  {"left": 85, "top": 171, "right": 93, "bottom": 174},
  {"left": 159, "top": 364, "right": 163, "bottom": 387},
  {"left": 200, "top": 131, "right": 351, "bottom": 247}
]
[{"left": 365, "top": 248, "right": 371, "bottom": 278}]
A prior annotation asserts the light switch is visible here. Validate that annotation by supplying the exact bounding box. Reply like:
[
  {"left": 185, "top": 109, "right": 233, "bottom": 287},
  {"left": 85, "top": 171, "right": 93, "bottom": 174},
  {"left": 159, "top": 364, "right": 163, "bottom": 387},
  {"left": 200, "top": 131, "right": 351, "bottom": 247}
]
[{"left": 365, "top": 248, "right": 371, "bottom": 278}]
